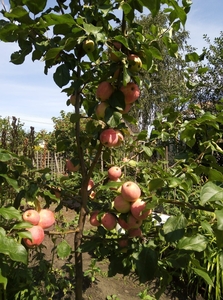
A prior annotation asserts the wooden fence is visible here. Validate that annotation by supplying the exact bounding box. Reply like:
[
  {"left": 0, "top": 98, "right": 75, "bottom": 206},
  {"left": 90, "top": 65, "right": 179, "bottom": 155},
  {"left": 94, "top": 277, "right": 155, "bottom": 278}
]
[{"left": 33, "top": 151, "right": 65, "bottom": 178}]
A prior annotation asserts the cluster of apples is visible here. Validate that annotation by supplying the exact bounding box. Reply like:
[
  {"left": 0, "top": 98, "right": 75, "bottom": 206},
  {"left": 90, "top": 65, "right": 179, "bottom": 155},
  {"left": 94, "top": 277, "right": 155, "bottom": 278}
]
[
  {"left": 89, "top": 166, "right": 152, "bottom": 241},
  {"left": 22, "top": 208, "right": 55, "bottom": 248}
]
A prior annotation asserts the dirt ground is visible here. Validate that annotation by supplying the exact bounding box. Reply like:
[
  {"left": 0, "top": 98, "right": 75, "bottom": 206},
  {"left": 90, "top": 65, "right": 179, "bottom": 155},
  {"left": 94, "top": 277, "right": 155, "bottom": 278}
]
[{"left": 40, "top": 205, "right": 204, "bottom": 300}]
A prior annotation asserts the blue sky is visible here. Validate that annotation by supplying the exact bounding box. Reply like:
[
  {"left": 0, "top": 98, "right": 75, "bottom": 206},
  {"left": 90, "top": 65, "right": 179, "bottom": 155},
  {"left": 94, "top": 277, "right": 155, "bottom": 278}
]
[{"left": 0, "top": 0, "right": 223, "bottom": 132}]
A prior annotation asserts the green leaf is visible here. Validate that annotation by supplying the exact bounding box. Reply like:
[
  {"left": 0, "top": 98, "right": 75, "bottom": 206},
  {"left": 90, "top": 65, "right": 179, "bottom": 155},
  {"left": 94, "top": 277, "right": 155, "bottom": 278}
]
[
  {"left": 108, "top": 90, "right": 125, "bottom": 110},
  {"left": 43, "top": 13, "right": 76, "bottom": 26},
  {"left": 4, "top": 6, "right": 28, "bottom": 19},
  {"left": 192, "top": 268, "right": 213, "bottom": 286},
  {"left": 169, "top": 0, "right": 187, "bottom": 25},
  {"left": 121, "top": 2, "right": 132, "bottom": 14},
  {"left": 23, "top": 0, "right": 47, "bottom": 14},
  {"left": 0, "top": 207, "right": 22, "bottom": 221},
  {"left": 148, "top": 178, "right": 165, "bottom": 191},
  {"left": 0, "top": 174, "right": 19, "bottom": 192},
  {"left": 53, "top": 64, "right": 70, "bottom": 88},
  {"left": 139, "top": 0, "right": 160, "bottom": 17},
  {"left": 70, "top": 113, "right": 81, "bottom": 123},
  {"left": 136, "top": 247, "right": 158, "bottom": 282},
  {"left": 0, "top": 234, "right": 27, "bottom": 264},
  {"left": 149, "top": 46, "right": 162, "bottom": 60},
  {"left": 215, "top": 209, "right": 223, "bottom": 230},
  {"left": 208, "top": 169, "right": 223, "bottom": 181},
  {"left": 113, "top": 35, "right": 129, "bottom": 49},
  {"left": 44, "top": 47, "right": 64, "bottom": 61},
  {"left": 57, "top": 240, "right": 72, "bottom": 259},
  {"left": 200, "top": 182, "right": 223, "bottom": 206},
  {"left": 163, "top": 215, "right": 187, "bottom": 242},
  {"left": 177, "top": 234, "right": 207, "bottom": 252},
  {"left": 185, "top": 52, "right": 199, "bottom": 62},
  {"left": 83, "top": 23, "right": 102, "bottom": 35},
  {"left": 105, "top": 109, "right": 122, "bottom": 127},
  {"left": 10, "top": 51, "right": 25, "bottom": 65},
  {"left": 142, "top": 145, "right": 153, "bottom": 157},
  {"left": 0, "top": 150, "right": 15, "bottom": 162}
]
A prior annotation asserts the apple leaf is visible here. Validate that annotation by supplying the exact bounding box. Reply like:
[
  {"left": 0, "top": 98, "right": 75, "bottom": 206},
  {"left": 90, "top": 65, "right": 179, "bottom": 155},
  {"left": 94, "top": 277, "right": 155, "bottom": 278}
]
[
  {"left": 177, "top": 234, "right": 208, "bottom": 252},
  {"left": 0, "top": 206, "right": 22, "bottom": 221},
  {"left": 23, "top": 0, "right": 47, "bottom": 15},
  {"left": 0, "top": 234, "right": 27, "bottom": 264},
  {"left": 163, "top": 215, "right": 187, "bottom": 242},
  {"left": 53, "top": 64, "right": 70, "bottom": 88},
  {"left": 135, "top": 247, "right": 158, "bottom": 282},
  {"left": 200, "top": 182, "right": 223, "bottom": 206},
  {"left": 57, "top": 240, "right": 72, "bottom": 259}
]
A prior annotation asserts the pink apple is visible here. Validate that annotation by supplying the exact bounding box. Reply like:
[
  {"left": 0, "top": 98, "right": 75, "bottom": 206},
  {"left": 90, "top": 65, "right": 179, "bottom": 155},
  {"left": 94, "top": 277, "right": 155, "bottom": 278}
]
[
  {"left": 127, "top": 54, "right": 142, "bottom": 72},
  {"left": 87, "top": 179, "right": 95, "bottom": 199},
  {"left": 101, "top": 212, "right": 117, "bottom": 230},
  {"left": 120, "top": 82, "right": 140, "bottom": 104},
  {"left": 38, "top": 209, "right": 55, "bottom": 229},
  {"left": 96, "top": 81, "right": 114, "bottom": 101},
  {"left": 23, "top": 225, "right": 45, "bottom": 248},
  {"left": 100, "top": 128, "right": 119, "bottom": 147},
  {"left": 118, "top": 238, "right": 128, "bottom": 248},
  {"left": 127, "top": 214, "right": 142, "bottom": 229},
  {"left": 113, "top": 195, "right": 131, "bottom": 213},
  {"left": 118, "top": 215, "right": 129, "bottom": 230},
  {"left": 66, "top": 159, "right": 80, "bottom": 172},
  {"left": 89, "top": 211, "right": 100, "bottom": 227},
  {"left": 121, "top": 181, "right": 141, "bottom": 202},
  {"left": 22, "top": 209, "right": 40, "bottom": 225},
  {"left": 128, "top": 228, "right": 142, "bottom": 238},
  {"left": 114, "top": 130, "right": 124, "bottom": 147},
  {"left": 131, "top": 199, "right": 152, "bottom": 220},
  {"left": 108, "top": 166, "right": 122, "bottom": 180},
  {"left": 118, "top": 213, "right": 142, "bottom": 230},
  {"left": 120, "top": 103, "right": 132, "bottom": 114},
  {"left": 95, "top": 102, "right": 109, "bottom": 119}
]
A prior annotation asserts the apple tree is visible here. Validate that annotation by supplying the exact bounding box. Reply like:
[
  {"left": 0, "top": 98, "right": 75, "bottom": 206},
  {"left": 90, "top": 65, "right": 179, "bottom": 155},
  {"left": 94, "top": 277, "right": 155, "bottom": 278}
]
[{"left": 4, "top": 0, "right": 222, "bottom": 299}]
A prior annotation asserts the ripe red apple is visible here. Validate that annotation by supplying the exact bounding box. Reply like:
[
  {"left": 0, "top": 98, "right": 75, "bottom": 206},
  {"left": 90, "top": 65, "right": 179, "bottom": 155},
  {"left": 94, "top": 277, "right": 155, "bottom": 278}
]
[
  {"left": 120, "top": 82, "right": 140, "bottom": 104},
  {"left": 23, "top": 225, "right": 45, "bottom": 248},
  {"left": 100, "top": 128, "right": 119, "bottom": 147},
  {"left": 114, "top": 130, "right": 124, "bottom": 147},
  {"left": 95, "top": 102, "right": 109, "bottom": 119},
  {"left": 113, "top": 195, "right": 131, "bottom": 213},
  {"left": 22, "top": 209, "right": 40, "bottom": 225},
  {"left": 127, "top": 214, "right": 142, "bottom": 229},
  {"left": 118, "top": 213, "right": 142, "bottom": 230},
  {"left": 131, "top": 199, "right": 152, "bottom": 220},
  {"left": 89, "top": 211, "right": 100, "bottom": 227},
  {"left": 96, "top": 81, "right": 114, "bottom": 101},
  {"left": 101, "top": 212, "right": 117, "bottom": 230},
  {"left": 87, "top": 179, "right": 95, "bottom": 199},
  {"left": 118, "top": 215, "right": 129, "bottom": 230},
  {"left": 120, "top": 103, "right": 132, "bottom": 114},
  {"left": 108, "top": 166, "right": 122, "bottom": 180},
  {"left": 127, "top": 54, "right": 142, "bottom": 72},
  {"left": 118, "top": 238, "right": 128, "bottom": 248},
  {"left": 38, "top": 209, "right": 55, "bottom": 229},
  {"left": 121, "top": 181, "right": 141, "bottom": 202},
  {"left": 66, "top": 159, "right": 80, "bottom": 172},
  {"left": 128, "top": 228, "right": 142, "bottom": 238},
  {"left": 83, "top": 39, "right": 95, "bottom": 53}
]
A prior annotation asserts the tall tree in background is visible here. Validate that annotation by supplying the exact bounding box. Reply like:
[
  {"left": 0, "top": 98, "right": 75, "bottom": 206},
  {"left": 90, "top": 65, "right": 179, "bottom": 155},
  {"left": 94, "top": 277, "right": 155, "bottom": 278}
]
[{"left": 131, "top": 12, "right": 193, "bottom": 131}]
